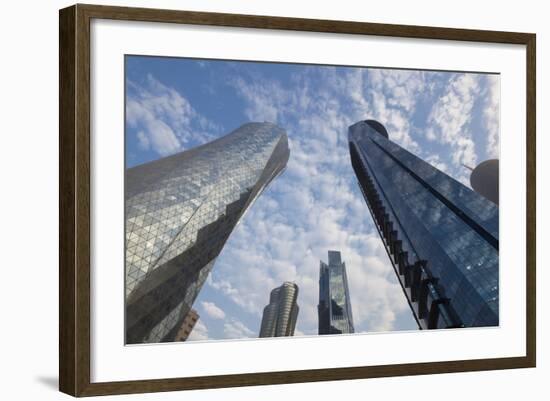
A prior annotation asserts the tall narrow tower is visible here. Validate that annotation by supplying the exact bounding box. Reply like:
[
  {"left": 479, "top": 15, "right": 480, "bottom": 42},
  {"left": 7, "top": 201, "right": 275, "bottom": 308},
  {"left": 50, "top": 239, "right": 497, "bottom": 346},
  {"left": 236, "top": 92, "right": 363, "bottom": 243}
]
[
  {"left": 125, "top": 122, "right": 290, "bottom": 344},
  {"left": 259, "top": 282, "right": 300, "bottom": 338},
  {"left": 348, "top": 120, "right": 499, "bottom": 329},
  {"left": 318, "top": 250, "right": 355, "bottom": 335}
]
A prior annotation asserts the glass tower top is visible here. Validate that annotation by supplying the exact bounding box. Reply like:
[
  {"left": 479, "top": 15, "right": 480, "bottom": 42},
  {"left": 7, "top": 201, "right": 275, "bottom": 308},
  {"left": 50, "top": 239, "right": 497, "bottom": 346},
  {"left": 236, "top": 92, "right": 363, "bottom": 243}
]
[
  {"left": 349, "top": 120, "right": 499, "bottom": 329},
  {"left": 125, "top": 122, "right": 290, "bottom": 343},
  {"left": 318, "top": 250, "right": 355, "bottom": 335}
]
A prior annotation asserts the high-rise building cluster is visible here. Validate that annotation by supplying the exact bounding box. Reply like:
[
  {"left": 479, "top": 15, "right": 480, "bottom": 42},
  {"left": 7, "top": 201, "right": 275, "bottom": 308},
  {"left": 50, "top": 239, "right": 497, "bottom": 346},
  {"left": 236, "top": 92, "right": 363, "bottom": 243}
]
[
  {"left": 259, "top": 250, "right": 355, "bottom": 338},
  {"left": 125, "top": 119, "right": 499, "bottom": 343}
]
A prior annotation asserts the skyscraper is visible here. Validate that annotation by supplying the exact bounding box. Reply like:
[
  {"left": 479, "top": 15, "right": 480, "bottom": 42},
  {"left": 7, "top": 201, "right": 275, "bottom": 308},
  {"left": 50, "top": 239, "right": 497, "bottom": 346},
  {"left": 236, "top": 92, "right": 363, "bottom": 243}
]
[
  {"left": 348, "top": 120, "right": 499, "bottom": 329},
  {"left": 174, "top": 308, "right": 200, "bottom": 342},
  {"left": 259, "top": 282, "right": 300, "bottom": 338},
  {"left": 318, "top": 251, "right": 355, "bottom": 335},
  {"left": 125, "top": 122, "right": 290, "bottom": 344}
]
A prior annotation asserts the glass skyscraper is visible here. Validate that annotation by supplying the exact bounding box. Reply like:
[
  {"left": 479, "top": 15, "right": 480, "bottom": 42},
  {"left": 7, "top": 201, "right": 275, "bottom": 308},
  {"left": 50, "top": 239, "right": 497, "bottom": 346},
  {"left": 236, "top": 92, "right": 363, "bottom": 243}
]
[
  {"left": 125, "top": 122, "right": 290, "bottom": 344},
  {"left": 318, "top": 251, "right": 355, "bottom": 335},
  {"left": 259, "top": 282, "right": 300, "bottom": 338},
  {"left": 348, "top": 120, "right": 499, "bottom": 329}
]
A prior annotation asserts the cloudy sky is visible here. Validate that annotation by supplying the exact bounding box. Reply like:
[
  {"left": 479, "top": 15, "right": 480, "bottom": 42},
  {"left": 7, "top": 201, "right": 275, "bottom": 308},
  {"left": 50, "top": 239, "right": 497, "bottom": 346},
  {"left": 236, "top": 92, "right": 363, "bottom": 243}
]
[{"left": 125, "top": 55, "right": 499, "bottom": 341}]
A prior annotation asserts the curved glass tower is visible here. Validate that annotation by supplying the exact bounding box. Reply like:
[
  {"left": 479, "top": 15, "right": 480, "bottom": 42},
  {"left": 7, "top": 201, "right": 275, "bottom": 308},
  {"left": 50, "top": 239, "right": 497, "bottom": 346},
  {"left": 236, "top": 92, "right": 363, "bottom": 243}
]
[
  {"left": 125, "top": 122, "right": 290, "bottom": 344},
  {"left": 348, "top": 120, "right": 499, "bottom": 329},
  {"left": 259, "top": 282, "right": 300, "bottom": 338}
]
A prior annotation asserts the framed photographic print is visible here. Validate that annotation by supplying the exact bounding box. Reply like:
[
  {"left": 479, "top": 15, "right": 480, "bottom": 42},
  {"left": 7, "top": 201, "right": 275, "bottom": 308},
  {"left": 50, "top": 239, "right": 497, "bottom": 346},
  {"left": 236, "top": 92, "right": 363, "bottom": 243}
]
[{"left": 59, "top": 3, "right": 536, "bottom": 397}]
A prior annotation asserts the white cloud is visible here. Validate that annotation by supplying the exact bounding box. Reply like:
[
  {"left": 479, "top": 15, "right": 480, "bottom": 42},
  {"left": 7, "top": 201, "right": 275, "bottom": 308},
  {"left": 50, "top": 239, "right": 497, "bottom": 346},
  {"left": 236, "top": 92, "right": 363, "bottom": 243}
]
[
  {"left": 126, "top": 74, "right": 221, "bottom": 156},
  {"left": 425, "top": 154, "right": 449, "bottom": 173},
  {"left": 200, "top": 301, "right": 226, "bottom": 320},
  {"left": 208, "top": 68, "right": 418, "bottom": 335},
  {"left": 483, "top": 75, "right": 500, "bottom": 158},
  {"left": 427, "top": 74, "right": 480, "bottom": 167},
  {"left": 368, "top": 69, "right": 426, "bottom": 113},
  {"left": 365, "top": 69, "right": 426, "bottom": 153},
  {"left": 136, "top": 131, "right": 150, "bottom": 150},
  {"left": 223, "top": 319, "right": 255, "bottom": 339},
  {"left": 230, "top": 77, "right": 285, "bottom": 123},
  {"left": 126, "top": 96, "right": 181, "bottom": 156}
]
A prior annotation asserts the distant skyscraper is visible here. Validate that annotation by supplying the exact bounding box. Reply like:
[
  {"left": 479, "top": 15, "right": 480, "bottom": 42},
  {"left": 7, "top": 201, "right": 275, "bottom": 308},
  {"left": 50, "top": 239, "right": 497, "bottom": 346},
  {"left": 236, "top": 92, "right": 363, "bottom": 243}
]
[
  {"left": 318, "top": 251, "right": 355, "bottom": 335},
  {"left": 174, "top": 308, "right": 200, "bottom": 342},
  {"left": 125, "top": 122, "right": 290, "bottom": 344},
  {"left": 348, "top": 120, "right": 499, "bottom": 329},
  {"left": 259, "top": 282, "right": 300, "bottom": 338}
]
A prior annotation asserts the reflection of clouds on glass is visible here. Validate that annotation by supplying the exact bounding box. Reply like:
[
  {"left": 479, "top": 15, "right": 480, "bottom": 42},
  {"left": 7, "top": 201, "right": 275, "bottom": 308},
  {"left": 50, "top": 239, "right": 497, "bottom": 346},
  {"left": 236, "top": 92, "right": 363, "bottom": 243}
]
[
  {"left": 125, "top": 57, "right": 499, "bottom": 340},
  {"left": 125, "top": 122, "right": 289, "bottom": 344},
  {"left": 350, "top": 121, "right": 498, "bottom": 328}
]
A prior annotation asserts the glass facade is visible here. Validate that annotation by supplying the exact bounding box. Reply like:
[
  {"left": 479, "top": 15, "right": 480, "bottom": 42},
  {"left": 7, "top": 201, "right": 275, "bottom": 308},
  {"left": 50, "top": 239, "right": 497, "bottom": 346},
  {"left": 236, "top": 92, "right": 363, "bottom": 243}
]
[
  {"left": 259, "top": 282, "right": 300, "bottom": 337},
  {"left": 125, "top": 122, "right": 290, "bottom": 344},
  {"left": 348, "top": 120, "right": 499, "bottom": 329},
  {"left": 318, "top": 251, "right": 355, "bottom": 334}
]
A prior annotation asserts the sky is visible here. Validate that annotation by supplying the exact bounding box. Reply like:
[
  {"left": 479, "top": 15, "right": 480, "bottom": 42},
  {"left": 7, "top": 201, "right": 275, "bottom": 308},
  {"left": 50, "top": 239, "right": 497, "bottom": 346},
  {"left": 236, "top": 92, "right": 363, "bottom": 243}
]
[{"left": 125, "top": 55, "right": 500, "bottom": 342}]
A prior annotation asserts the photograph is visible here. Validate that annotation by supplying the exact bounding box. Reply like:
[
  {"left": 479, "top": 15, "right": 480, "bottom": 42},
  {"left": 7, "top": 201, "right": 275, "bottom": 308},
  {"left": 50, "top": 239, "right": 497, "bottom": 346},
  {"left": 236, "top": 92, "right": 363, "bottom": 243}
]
[{"left": 124, "top": 56, "right": 500, "bottom": 345}]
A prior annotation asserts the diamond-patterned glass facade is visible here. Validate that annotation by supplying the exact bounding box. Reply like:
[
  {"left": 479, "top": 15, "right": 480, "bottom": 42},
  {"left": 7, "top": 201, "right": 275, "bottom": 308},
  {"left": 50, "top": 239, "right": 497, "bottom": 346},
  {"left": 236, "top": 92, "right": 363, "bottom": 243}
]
[
  {"left": 318, "top": 251, "right": 355, "bottom": 335},
  {"left": 125, "top": 122, "right": 290, "bottom": 344},
  {"left": 349, "top": 120, "right": 499, "bottom": 329}
]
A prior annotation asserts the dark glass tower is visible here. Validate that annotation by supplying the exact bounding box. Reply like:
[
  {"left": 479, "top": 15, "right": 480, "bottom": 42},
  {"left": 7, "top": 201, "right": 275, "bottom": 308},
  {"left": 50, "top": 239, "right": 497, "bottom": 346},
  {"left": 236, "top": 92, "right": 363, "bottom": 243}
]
[
  {"left": 318, "top": 251, "right": 355, "bottom": 334},
  {"left": 348, "top": 120, "right": 499, "bottom": 329},
  {"left": 259, "top": 282, "right": 300, "bottom": 338},
  {"left": 125, "top": 122, "right": 290, "bottom": 344}
]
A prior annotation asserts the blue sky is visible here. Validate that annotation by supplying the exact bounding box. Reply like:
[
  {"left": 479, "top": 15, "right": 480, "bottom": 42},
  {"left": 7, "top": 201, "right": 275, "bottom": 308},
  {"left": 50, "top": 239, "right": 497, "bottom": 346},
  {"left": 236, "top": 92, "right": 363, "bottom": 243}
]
[{"left": 125, "top": 55, "right": 499, "bottom": 341}]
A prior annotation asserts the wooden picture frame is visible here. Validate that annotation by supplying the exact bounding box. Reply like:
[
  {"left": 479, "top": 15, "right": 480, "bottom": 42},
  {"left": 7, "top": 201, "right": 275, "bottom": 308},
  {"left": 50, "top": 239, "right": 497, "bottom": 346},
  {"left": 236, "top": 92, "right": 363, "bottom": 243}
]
[{"left": 59, "top": 3, "right": 536, "bottom": 397}]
